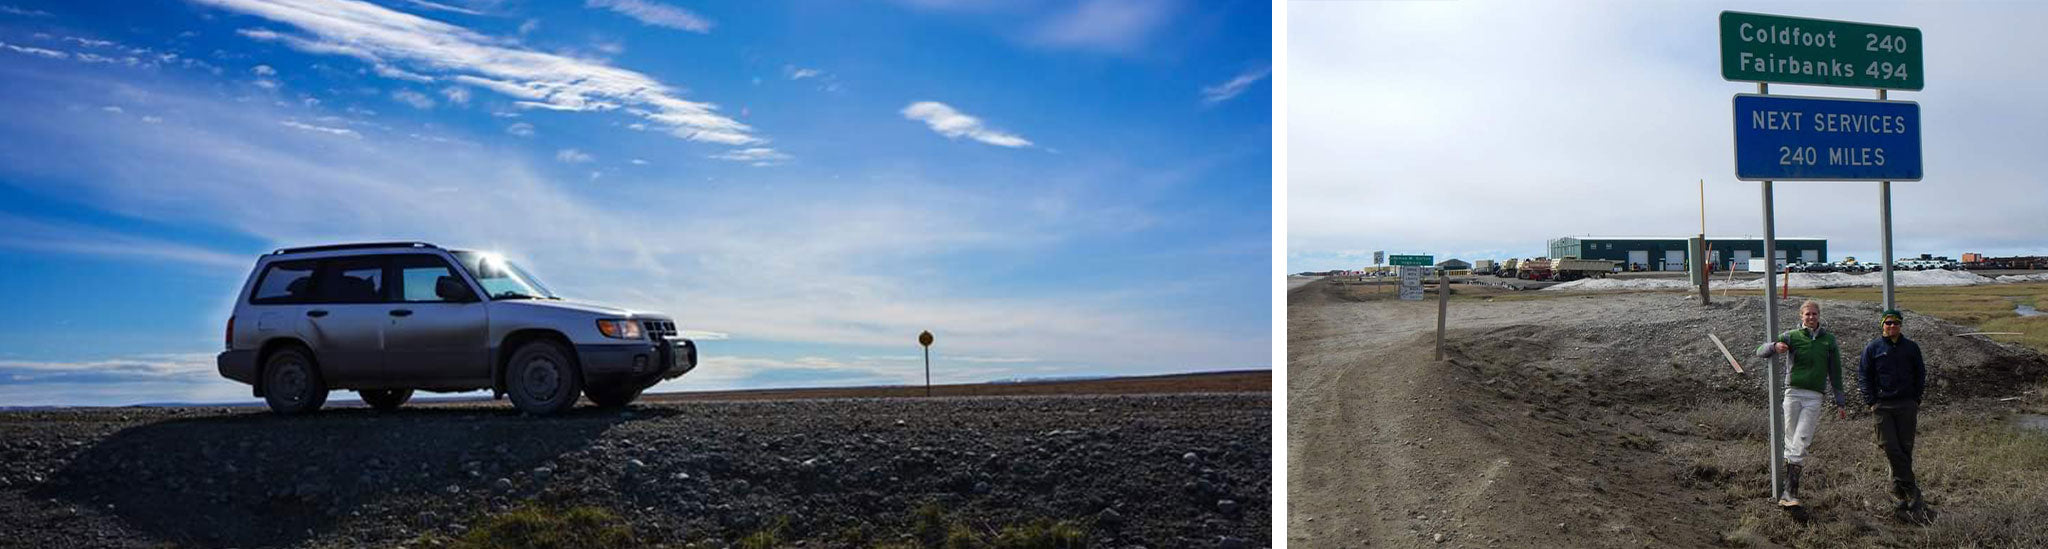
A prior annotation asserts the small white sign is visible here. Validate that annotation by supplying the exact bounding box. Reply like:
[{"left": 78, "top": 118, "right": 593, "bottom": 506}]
[{"left": 1399, "top": 266, "right": 1427, "bottom": 301}]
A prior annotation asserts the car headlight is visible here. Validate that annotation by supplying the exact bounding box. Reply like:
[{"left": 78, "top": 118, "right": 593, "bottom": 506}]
[{"left": 595, "top": 319, "right": 644, "bottom": 340}]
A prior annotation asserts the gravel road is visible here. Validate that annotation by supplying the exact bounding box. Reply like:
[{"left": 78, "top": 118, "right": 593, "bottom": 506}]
[{"left": 0, "top": 393, "right": 1269, "bottom": 548}]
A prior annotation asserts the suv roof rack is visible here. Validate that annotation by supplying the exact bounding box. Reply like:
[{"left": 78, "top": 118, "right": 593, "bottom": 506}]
[{"left": 272, "top": 242, "right": 440, "bottom": 255}]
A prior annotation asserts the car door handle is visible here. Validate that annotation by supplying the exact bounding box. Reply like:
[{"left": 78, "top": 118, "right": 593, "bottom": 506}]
[
  {"left": 306, "top": 310, "right": 329, "bottom": 318},
  {"left": 388, "top": 309, "right": 413, "bottom": 317}
]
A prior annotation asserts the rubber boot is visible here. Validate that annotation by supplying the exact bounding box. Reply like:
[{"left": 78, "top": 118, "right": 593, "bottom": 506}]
[{"left": 1780, "top": 463, "right": 1803, "bottom": 506}]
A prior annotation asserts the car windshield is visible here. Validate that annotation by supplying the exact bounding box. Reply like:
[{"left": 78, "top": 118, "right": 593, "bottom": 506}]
[{"left": 452, "top": 251, "right": 559, "bottom": 300}]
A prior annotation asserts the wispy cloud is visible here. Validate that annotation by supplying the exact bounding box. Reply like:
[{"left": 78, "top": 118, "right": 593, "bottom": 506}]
[
  {"left": 1200, "top": 66, "right": 1268, "bottom": 105},
  {"left": 196, "top": 0, "right": 761, "bottom": 145},
  {"left": 0, "top": 4, "right": 52, "bottom": 17},
  {"left": 391, "top": 89, "right": 435, "bottom": 109},
  {"left": 784, "top": 65, "right": 821, "bottom": 80},
  {"left": 1029, "top": 0, "right": 1175, "bottom": 54},
  {"left": 440, "top": 85, "right": 470, "bottom": 105},
  {"left": 555, "top": 148, "right": 592, "bottom": 163},
  {"left": 708, "top": 147, "right": 789, "bottom": 166},
  {"left": 900, "top": 101, "right": 1032, "bottom": 148},
  {"left": 0, "top": 41, "right": 69, "bottom": 59},
  {"left": 584, "top": 0, "right": 711, "bottom": 34},
  {"left": 0, "top": 214, "right": 250, "bottom": 270},
  {"left": 504, "top": 121, "right": 533, "bottom": 136},
  {"left": 398, "top": 0, "right": 484, "bottom": 16},
  {"left": 251, "top": 64, "right": 276, "bottom": 76},
  {"left": 279, "top": 119, "right": 362, "bottom": 138}
]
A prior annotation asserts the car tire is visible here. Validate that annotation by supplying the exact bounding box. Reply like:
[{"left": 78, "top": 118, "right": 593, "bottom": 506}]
[
  {"left": 263, "top": 346, "right": 328, "bottom": 415},
  {"left": 507, "top": 340, "right": 583, "bottom": 416},
  {"left": 360, "top": 388, "right": 413, "bottom": 411},
  {"left": 586, "top": 384, "right": 643, "bottom": 408}
]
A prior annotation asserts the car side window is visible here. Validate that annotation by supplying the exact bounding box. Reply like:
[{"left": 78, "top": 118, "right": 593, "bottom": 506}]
[
  {"left": 313, "top": 256, "right": 389, "bottom": 304},
  {"left": 251, "top": 260, "right": 319, "bottom": 304},
  {"left": 393, "top": 254, "right": 472, "bottom": 303}
]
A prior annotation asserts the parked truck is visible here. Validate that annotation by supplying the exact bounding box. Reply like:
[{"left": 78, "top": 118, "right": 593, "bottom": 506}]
[
  {"left": 1499, "top": 258, "right": 1519, "bottom": 278},
  {"left": 1549, "top": 258, "right": 1617, "bottom": 282},
  {"left": 1472, "top": 259, "right": 1497, "bottom": 276},
  {"left": 1518, "top": 257, "right": 1552, "bottom": 281}
]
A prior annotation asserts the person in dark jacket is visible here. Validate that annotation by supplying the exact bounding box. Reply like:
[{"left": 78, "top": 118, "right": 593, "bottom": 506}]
[{"left": 1858, "top": 309, "right": 1928, "bottom": 517}]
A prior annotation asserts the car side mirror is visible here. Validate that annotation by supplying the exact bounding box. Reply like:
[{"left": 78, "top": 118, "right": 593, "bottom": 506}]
[{"left": 436, "top": 276, "right": 474, "bottom": 302}]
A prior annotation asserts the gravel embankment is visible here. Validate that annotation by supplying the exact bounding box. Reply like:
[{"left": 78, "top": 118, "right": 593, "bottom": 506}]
[{"left": 0, "top": 394, "right": 1269, "bottom": 548}]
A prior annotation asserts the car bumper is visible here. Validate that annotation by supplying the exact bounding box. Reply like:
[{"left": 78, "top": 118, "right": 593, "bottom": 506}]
[
  {"left": 575, "top": 338, "right": 696, "bottom": 387},
  {"left": 218, "top": 350, "right": 259, "bottom": 385}
]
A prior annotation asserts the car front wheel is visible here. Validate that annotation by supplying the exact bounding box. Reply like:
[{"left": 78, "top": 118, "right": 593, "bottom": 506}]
[{"left": 506, "top": 340, "right": 583, "bottom": 416}]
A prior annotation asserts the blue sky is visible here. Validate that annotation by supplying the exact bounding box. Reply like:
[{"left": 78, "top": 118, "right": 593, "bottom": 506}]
[
  {"left": 0, "top": 0, "right": 1271, "bottom": 406},
  {"left": 1290, "top": 2, "right": 2048, "bottom": 274}
]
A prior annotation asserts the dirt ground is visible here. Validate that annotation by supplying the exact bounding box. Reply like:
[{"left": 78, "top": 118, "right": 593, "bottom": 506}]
[{"left": 1288, "top": 278, "right": 2048, "bottom": 548}]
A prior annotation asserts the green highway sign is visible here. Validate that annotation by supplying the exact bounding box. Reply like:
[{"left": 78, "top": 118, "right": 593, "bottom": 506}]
[
  {"left": 1388, "top": 255, "right": 1433, "bottom": 267},
  {"left": 1720, "top": 11, "right": 1922, "bottom": 91}
]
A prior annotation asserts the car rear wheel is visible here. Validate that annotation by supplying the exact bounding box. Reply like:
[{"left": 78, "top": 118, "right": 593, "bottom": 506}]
[
  {"left": 507, "top": 340, "right": 582, "bottom": 416},
  {"left": 586, "top": 384, "right": 643, "bottom": 408},
  {"left": 360, "top": 388, "right": 413, "bottom": 411},
  {"left": 263, "top": 347, "right": 328, "bottom": 415}
]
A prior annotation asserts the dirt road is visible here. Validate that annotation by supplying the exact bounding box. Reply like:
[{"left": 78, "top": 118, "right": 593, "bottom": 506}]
[{"left": 1288, "top": 278, "right": 2048, "bottom": 548}]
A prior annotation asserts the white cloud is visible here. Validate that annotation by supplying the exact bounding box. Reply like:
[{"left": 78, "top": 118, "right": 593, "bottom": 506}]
[
  {"left": 398, "top": 0, "right": 483, "bottom": 15},
  {"left": 391, "top": 89, "right": 435, "bottom": 109},
  {"left": 629, "top": 158, "right": 647, "bottom": 165},
  {"left": 253, "top": 79, "right": 279, "bottom": 89},
  {"left": 199, "top": 0, "right": 760, "bottom": 145},
  {"left": 0, "top": 41, "right": 69, "bottom": 59},
  {"left": 555, "top": 148, "right": 592, "bottom": 163},
  {"left": 251, "top": 64, "right": 276, "bottom": 76},
  {"left": 708, "top": 147, "right": 790, "bottom": 166},
  {"left": 0, "top": 5, "right": 52, "bottom": 17},
  {"left": 1200, "top": 66, "right": 1269, "bottom": 105},
  {"left": 0, "top": 214, "right": 249, "bottom": 270},
  {"left": 100, "top": 105, "right": 124, "bottom": 113},
  {"left": 371, "top": 63, "right": 434, "bottom": 82},
  {"left": 440, "top": 85, "right": 470, "bottom": 104},
  {"left": 141, "top": 115, "right": 164, "bottom": 123},
  {"left": 517, "top": 18, "right": 539, "bottom": 35},
  {"left": 504, "top": 121, "right": 533, "bottom": 136},
  {"left": 784, "top": 65, "right": 822, "bottom": 80},
  {"left": 1030, "top": 0, "right": 1175, "bottom": 54},
  {"left": 585, "top": 0, "right": 711, "bottom": 33},
  {"left": 279, "top": 119, "right": 363, "bottom": 138},
  {"left": 900, "top": 101, "right": 1032, "bottom": 148}
]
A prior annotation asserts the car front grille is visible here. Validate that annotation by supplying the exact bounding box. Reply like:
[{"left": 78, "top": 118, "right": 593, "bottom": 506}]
[{"left": 641, "top": 320, "right": 677, "bottom": 339}]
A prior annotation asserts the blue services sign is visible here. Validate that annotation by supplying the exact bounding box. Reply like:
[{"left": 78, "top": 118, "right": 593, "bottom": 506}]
[{"left": 1733, "top": 94, "right": 1921, "bottom": 181}]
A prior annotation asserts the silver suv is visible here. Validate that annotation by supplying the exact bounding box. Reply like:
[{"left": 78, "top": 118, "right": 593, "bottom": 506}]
[{"left": 215, "top": 242, "right": 697, "bottom": 415}]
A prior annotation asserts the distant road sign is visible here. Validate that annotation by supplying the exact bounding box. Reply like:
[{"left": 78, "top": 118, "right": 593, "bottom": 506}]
[
  {"left": 1373, "top": 251, "right": 1384, "bottom": 265},
  {"left": 1733, "top": 94, "right": 1921, "bottom": 181},
  {"left": 1389, "top": 255, "right": 1433, "bottom": 267},
  {"left": 1398, "top": 266, "right": 1427, "bottom": 301},
  {"left": 1720, "top": 11, "right": 1922, "bottom": 90}
]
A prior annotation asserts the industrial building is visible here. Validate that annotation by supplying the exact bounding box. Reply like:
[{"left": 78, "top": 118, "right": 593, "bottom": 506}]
[{"left": 1546, "top": 236, "right": 1828, "bottom": 272}]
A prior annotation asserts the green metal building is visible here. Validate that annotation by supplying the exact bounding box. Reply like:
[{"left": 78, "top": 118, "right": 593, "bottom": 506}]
[{"left": 1546, "top": 236, "right": 1827, "bottom": 272}]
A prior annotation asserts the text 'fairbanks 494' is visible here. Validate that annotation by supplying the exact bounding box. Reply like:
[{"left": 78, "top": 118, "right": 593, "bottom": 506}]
[
  {"left": 1732, "top": 94, "right": 1921, "bottom": 182},
  {"left": 1720, "top": 11, "right": 1923, "bottom": 91}
]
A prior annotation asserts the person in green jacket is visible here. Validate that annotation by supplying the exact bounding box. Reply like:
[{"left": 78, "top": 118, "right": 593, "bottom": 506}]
[{"left": 1754, "top": 299, "right": 1850, "bottom": 506}]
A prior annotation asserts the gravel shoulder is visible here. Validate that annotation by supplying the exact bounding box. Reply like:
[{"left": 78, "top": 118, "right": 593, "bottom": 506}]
[{"left": 0, "top": 393, "right": 1269, "bottom": 548}]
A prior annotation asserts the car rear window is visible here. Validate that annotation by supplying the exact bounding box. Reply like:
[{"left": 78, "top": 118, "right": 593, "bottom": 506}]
[{"left": 251, "top": 260, "right": 319, "bottom": 304}]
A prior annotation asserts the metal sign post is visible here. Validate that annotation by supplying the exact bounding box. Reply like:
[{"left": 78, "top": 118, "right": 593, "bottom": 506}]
[
  {"left": 1435, "top": 270, "right": 1450, "bottom": 361},
  {"left": 918, "top": 330, "right": 934, "bottom": 397},
  {"left": 1760, "top": 81, "right": 1786, "bottom": 502},
  {"left": 1879, "top": 88, "right": 1897, "bottom": 311}
]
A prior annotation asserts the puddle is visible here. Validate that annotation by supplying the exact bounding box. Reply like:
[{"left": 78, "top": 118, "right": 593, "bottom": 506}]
[
  {"left": 2018, "top": 414, "right": 2048, "bottom": 434},
  {"left": 2018, "top": 304, "right": 2044, "bottom": 317}
]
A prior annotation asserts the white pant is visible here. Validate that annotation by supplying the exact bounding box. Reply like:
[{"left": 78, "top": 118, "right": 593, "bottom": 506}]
[{"left": 1782, "top": 388, "right": 1825, "bottom": 464}]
